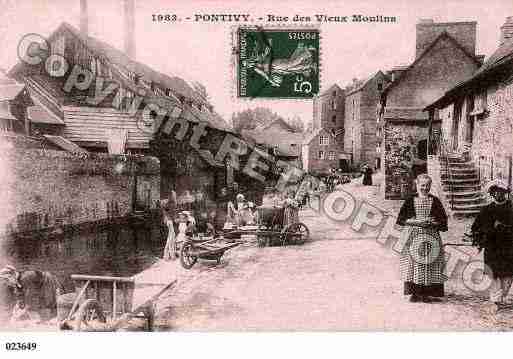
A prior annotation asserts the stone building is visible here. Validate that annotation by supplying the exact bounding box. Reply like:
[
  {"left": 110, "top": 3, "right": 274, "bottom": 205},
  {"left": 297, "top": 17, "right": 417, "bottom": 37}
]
[
  {"left": 241, "top": 118, "right": 303, "bottom": 165},
  {"left": 424, "top": 16, "right": 513, "bottom": 215},
  {"left": 312, "top": 84, "right": 345, "bottom": 131},
  {"left": 344, "top": 71, "right": 389, "bottom": 169},
  {"left": 307, "top": 84, "right": 346, "bottom": 172},
  {"left": 378, "top": 19, "right": 484, "bottom": 199},
  {"left": 301, "top": 128, "right": 343, "bottom": 174},
  {"left": 7, "top": 2, "right": 233, "bottom": 205}
]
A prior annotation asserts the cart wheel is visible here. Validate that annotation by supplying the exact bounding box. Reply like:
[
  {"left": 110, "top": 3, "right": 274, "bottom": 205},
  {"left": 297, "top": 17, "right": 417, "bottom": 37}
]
[
  {"left": 285, "top": 223, "right": 310, "bottom": 245},
  {"left": 75, "top": 299, "right": 106, "bottom": 331},
  {"left": 180, "top": 242, "right": 198, "bottom": 269}
]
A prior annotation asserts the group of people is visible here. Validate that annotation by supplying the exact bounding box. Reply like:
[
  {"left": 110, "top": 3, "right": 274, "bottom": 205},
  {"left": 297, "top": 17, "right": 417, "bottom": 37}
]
[
  {"left": 397, "top": 173, "right": 513, "bottom": 309},
  {"left": 161, "top": 185, "right": 262, "bottom": 260}
]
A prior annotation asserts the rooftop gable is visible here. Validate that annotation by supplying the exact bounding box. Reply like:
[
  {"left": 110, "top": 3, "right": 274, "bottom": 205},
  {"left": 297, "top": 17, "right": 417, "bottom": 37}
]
[
  {"left": 319, "top": 83, "right": 344, "bottom": 97},
  {"left": 383, "top": 31, "right": 481, "bottom": 96},
  {"left": 425, "top": 38, "right": 513, "bottom": 110},
  {"left": 346, "top": 70, "right": 388, "bottom": 96}
]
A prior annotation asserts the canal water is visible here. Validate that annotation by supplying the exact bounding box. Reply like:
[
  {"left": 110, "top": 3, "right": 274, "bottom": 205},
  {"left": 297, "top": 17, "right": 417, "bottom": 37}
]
[{"left": 1, "top": 223, "right": 166, "bottom": 292}]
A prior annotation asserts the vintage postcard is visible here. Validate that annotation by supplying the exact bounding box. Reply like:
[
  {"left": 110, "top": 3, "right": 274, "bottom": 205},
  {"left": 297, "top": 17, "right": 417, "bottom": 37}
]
[
  {"left": 236, "top": 26, "right": 320, "bottom": 98},
  {"left": 2, "top": 0, "right": 513, "bottom": 354}
]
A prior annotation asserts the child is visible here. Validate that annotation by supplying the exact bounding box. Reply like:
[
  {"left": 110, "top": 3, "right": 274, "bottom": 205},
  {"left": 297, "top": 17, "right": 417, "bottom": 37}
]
[
  {"left": 196, "top": 210, "right": 216, "bottom": 237},
  {"left": 174, "top": 211, "right": 195, "bottom": 254}
]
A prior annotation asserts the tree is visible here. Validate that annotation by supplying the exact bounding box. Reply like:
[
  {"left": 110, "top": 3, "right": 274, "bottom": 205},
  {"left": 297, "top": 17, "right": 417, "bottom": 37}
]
[{"left": 231, "top": 107, "right": 303, "bottom": 133}]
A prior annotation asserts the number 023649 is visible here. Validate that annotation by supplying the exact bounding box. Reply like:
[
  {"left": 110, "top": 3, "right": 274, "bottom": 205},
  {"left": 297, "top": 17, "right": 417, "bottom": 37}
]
[{"left": 5, "top": 342, "right": 37, "bottom": 351}]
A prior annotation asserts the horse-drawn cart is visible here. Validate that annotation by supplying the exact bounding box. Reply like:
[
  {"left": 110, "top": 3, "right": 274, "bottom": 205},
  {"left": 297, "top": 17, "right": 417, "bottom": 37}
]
[
  {"left": 59, "top": 274, "right": 176, "bottom": 331},
  {"left": 225, "top": 205, "right": 310, "bottom": 247}
]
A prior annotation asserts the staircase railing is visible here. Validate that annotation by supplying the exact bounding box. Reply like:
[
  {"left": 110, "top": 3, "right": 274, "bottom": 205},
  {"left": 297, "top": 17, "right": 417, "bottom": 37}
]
[{"left": 438, "top": 129, "right": 454, "bottom": 210}]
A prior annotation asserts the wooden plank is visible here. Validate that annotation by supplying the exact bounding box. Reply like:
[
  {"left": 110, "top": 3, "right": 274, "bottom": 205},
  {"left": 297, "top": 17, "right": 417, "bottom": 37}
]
[
  {"left": 71, "top": 274, "right": 135, "bottom": 283},
  {"left": 67, "top": 280, "right": 90, "bottom": 321}
]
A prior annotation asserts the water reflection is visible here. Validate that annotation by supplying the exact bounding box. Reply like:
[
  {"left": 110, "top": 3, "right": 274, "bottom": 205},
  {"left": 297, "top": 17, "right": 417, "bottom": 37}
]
[{"left": 1, "top": 223, "right": 165, "bottom": 292}]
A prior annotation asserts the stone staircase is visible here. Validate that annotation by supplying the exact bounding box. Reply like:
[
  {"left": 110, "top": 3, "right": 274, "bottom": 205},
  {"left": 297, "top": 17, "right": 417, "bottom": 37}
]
[{"left": 439, "top": 154, "right": 487, "bottom": 217}]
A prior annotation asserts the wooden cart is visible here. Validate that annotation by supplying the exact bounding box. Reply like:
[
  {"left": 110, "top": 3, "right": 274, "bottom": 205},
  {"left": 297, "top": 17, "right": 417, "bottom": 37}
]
[
  {"left": 180, "top": 237, "right": 243, "bottom": 269},
  {"left": 59, "top": 274, "right": 176, "bottom": 331},
  {"left": 224, "top": 206, "right": 310, "bottom": 247}
]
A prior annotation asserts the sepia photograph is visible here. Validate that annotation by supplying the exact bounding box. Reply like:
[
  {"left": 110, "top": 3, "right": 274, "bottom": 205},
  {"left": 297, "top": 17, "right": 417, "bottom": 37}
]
[{"left": 1, "top": 0, "right": 513, "bottom": 354}]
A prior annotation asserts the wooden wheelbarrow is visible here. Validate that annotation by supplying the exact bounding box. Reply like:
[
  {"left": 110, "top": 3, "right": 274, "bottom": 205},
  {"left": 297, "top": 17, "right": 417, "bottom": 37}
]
[{"left": 59, "top": 274, "right": 177, "bottom": 331}]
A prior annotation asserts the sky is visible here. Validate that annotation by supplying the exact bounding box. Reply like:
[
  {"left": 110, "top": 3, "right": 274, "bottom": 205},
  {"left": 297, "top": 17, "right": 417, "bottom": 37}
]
[{"left": 1, "top": 0, "right": 513, "bottom": 127}]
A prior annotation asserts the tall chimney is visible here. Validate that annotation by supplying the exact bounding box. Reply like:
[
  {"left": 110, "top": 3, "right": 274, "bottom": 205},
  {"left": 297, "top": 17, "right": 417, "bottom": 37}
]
[
  {"left": 500, "top": 16, "right": 513, "bottom": 45},
  {"left": 80, "top": 0, "right": 88, "bottom": 36},
  {"left": 124, "top": 0, "right": 136, "bottom": 59}
]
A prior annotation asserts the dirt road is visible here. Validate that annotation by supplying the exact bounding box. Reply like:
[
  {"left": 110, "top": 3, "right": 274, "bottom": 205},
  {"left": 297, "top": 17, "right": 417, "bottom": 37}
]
[{"left": 155, "top": 177, "right": 513, "bottom": 331}]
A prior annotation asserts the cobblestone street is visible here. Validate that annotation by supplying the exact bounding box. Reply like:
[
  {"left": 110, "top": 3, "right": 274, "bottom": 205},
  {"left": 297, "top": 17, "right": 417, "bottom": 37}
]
[{"left": 148, "top": 175, "right": 513, "bottom": 331}]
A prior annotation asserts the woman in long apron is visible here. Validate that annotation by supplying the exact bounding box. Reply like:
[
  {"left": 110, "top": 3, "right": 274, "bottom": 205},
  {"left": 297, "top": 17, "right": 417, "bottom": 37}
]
[
  {"left": 396, "top": 174, "right": 448, "bottom": 303},
  {"left": 163, "top": 209, "right": 177, "bottom": 260}
]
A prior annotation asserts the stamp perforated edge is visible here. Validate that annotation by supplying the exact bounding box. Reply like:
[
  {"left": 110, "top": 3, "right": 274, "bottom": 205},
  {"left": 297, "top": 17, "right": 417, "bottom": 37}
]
[{"left": 229, "top": 23, "right": 322, "bottom": 101}]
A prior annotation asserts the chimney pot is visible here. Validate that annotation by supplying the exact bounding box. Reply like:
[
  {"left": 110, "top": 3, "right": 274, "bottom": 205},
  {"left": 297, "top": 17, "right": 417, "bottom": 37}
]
[
  {"left": 80, "top": 0, "right": 88, "bottom": 36},
  {"left": 124, "top": 0, "right": 136, "bottom": 59},
  {"left": 500, "top": 16, "right": 513, "bottom": 45}
]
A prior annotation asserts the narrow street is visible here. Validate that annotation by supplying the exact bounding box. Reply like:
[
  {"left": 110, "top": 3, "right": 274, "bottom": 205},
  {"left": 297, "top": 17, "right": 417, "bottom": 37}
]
[{"left": 149, "top": 175, "right": 513, "bottom": 331}]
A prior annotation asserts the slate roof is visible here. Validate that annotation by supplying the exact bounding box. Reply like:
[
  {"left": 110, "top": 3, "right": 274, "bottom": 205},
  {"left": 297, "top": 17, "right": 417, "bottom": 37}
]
[
  {"left": 42, "top": 135, "right": 88, "bottom": 153},
  {"left": 9, "top": 22, "right": 229, "bottom": 131},
  {"left": 0, "top": 101, "right": 17, "bottom": 120},
  {"left": 383, "top": 31, "right": 481, "bottom": 96},
  {"left": 0, "top": 84, "right": 25, "bottom": 101},
  {"left": 425, "top": 38, "right": 513, "bottom": 110},
  {"left": 345, "top": 71, "right": 387, "bottom": 96},
  {"left": 59, "top": 23, "right": 203, "bottom": 104},
  {"left": 319, "top": 83, "right": 344, "bottom": 97},
  {"left": 242, "top": 119, "right": 304, "bottom": 157},
  {"left": 383, "top": 107, "right": 429, "bottom": 121},
  {"left": 0, "top": 70, "right": 17, "bottom": 85},
  {"left": 27, "top": 104, "right": 65, "bottom": 125}
]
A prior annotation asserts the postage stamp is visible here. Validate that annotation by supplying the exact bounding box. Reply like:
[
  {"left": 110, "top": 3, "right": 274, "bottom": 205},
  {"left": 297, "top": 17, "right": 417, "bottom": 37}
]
[{"left": 236, "top": 27, "right": 320, "bottom": 98}]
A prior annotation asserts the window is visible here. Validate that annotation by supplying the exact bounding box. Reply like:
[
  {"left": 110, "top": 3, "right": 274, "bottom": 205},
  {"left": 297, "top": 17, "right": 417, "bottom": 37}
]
[
  {"left": 332, "top": 115, "right": 336, "bottom": 124},
  {"left": 332, "top": 100, "right": 337, "bottom": 110},
  {"left": 319, "top": 135, "right": 329, "bottom": 145},
  {"left": 318, "top": 150, "right": 325, "bottom": 160},
  {"left": 328, "top": 151, "right": 336, "bottom": 160},
  {"left": 377, "top": 82, "right": 383, "bottom": 91}
]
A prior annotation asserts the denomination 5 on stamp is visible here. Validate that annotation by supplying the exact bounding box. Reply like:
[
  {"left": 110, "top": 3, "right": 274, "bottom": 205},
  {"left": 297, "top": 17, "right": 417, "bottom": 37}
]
[{"left": 237, "top": 27, "right": 319, "bottom": 98}]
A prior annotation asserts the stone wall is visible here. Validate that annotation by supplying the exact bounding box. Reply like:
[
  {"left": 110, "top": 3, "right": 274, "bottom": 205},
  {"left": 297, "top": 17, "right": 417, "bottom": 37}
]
[
  {"left": 384, "top": 122, "right": 428, "bottom": 199},
  {"left": 439, "top": 71, "right": 513, "bottom": 188},
  {"left": 304, "top": 129, "right": 340, "bottom": 174},
  {"left": 0, "top": 139, "right": 160, "bottom": 235},
  {"left": 474, "top": 78, "right": 513, "bottom": 186}
]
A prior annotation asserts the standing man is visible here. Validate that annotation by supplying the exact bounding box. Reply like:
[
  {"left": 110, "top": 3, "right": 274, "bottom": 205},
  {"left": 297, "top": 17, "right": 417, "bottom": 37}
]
[{"left": 471, "top": 180, "right": 513, "bottom": 310}]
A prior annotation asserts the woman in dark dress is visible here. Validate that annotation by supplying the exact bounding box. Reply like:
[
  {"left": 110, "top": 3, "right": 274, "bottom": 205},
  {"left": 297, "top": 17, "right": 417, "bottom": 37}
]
[
  {"left": 362, "top": 164, "right": 373, "bottom": 186},
  {"left": 215, "top": 187, "right": 231, "bottom": 231},
  {"left": 396, "top": 174, "right": 448, "bottom": 303}
]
